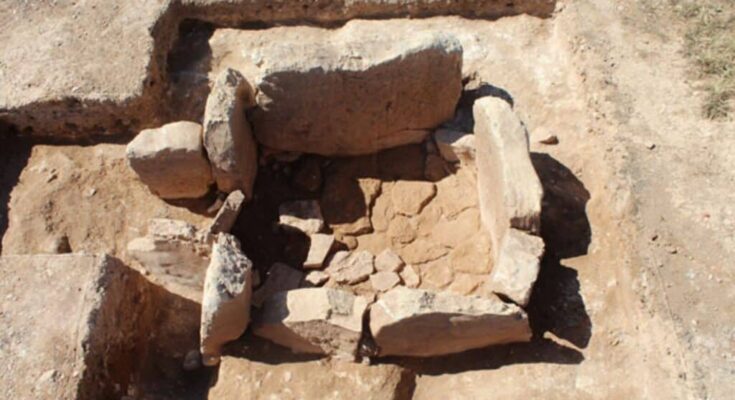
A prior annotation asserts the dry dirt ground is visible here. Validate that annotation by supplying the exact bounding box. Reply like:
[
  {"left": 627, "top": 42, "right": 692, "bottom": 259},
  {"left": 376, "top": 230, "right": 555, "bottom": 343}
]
[{"left": 1, "top": 0, "right": 734, "bottom": 399}]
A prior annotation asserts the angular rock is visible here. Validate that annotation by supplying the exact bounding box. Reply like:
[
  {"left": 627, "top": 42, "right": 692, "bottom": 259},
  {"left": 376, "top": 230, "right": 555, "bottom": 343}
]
[
  {"left": 126, "top": 121, "right": 212, "bottom": 199},
  {"left": 207, "top": 190, "right": 246, "bottom": 234},
  {"left": 326, "top": 250, "right": 375, "bottom": 284},
  {"left": 483, "top": 229, "right": 544, "bottom": 306},
  {"left": 391, "top": 181, "right": 437, "bottom": 216},
  {"left": 200, "top": 234, "right": 253, "bottom": 366},
  {"left": 253, "top": 288, "right": 368, "bottom": 358},
  {"left": 252, "top": 263, "right": 304, "bottom": 307},
  {"left": 303, "top": 270, "right": 330, "bottom": 287},
  {"left": 278, "top": 200, "right": 324, "bottom": 235},
  {"left": 420, "top": 260, "right": 454, "bottom": 289},
  {"left": 387, "top": 215, "right": 418, "bottom": 245},
  {"left": 370, "top": 271, "right": 401, "bottom": 292},
  {"left": 370, "top": 287, "right": 531, "bottom": 356},
  {"left": 203, "top": 68, "right": 258, "bottom": 196},
  {"left": 210, "top": 24, "right": 463, "bottom": 155},
  {"left": 208, "top": 356, "right": 412, "bottom": 400},
  {"left": 434, "top": 129, "right": 475, "bottom": 163},
  {"left": 473, "top": 97, "right": 543, "bottom": 257},
  {"left": 424, "top": 153, "right": 451, "bottom": 181},
  {"left": 0, "top": 254, "right": 148, "bottom": 399},
  {"left": 303, "top": 233, "right": 335, "bottom": 269},
  {"left": 399, "top": 265, "right": 421, "bottom": 288},
  {"left": 375, "top": 248, "right": 405, "bottom": 272}
]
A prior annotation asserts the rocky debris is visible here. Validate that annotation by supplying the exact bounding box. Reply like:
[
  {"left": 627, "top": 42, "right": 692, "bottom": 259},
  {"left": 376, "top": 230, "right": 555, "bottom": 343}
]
[
  {"left": 304, "top": 233, "right": 335, "bottom": 269},
  {"left": 326, "top": 250, "right": 375, "bottom": 284},
  {"left": 303, "top": 270, "right": 330, "bottom": 287},
  {"left": 207, "top": 190, "right": 246, "bottom": 234},
  {"left": 126, "top": 121, "right": 212, "bottom": 199},
  {"left": 370, "top": 271, "right": 402, "bottom": 292},
  {"left": 0, "top": 254, "right": 148, "bottom": 399},
  {"left": 200, "top": 234, "right": 253, "bottom": 366},
  {"left": 293, "top": 158, "right": 323, "bottom": 192},
  {"left": 434, "top": 129, "right": 476, "bottom": 163},
  {"left": 252, "top": 263, "right": 304, "bottom": 307},
  {"left": 208, "top": 356, "right": 413, "bottom": 400},
  {"left": 253, "top": 288, "right": 368, "bottom": 358},
  {"left": 391, "top": 181, "right": 437, "bottom": 216},
  {"left": 278, "top": 200, "right": 324, "bottom": 235},
  {"left": 203, "top": 68, "right": 258, "bottom": 196},
  {"left": 210, "top": 24, "right": 462, "bottom": 155},
  {"left": 473, "top": 97, "right": 543, "bottom": 256},
  {"left": 369, "top": 287, "right": 531, "bottom": 356},
  {"left": 482, "top": 229, "right": 544, "bottom": 306},
  {"left": 375, "top": 249, "right": 405, "bottom": 272},
  {"left": 399, "top": 265, "right": 421, "bottom": 288},
  {"left": 148, "top": 218, "right": 199, "bottom": 241}
]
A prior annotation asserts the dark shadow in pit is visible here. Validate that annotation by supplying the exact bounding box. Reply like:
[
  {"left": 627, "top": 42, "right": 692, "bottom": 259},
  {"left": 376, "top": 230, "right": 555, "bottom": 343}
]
[
  {"left": 443, "top": 81, "right": 515, "bottom": 133},
  {"left": 0, "top": 128, "right": 32, "bottom": 255}
]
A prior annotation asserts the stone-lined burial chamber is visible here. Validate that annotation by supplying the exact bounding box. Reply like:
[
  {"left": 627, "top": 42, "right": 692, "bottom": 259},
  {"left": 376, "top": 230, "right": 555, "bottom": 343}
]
[{"left": 124, "top": 21, "right": 545, "bottom": 361}]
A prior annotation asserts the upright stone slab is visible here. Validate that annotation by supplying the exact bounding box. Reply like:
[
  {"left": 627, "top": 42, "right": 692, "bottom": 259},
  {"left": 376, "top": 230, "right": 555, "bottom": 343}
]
[
  {"left": 0, "top": 254, "right": 148, "bottom": 400},
  {"left": 203, "top": 68, "right": 258, "bottom": 197},
  {"left": 369, "top": 287, "right": 531, "bottom": 357},
  {"left": 207, "top": 190, "right": 246, "bottom": 234},
  {"left": 209, "top": 22, "right": 463, "bottom": 155},
  {"left": 126, "top": 121, "right": 212, "bottom": 199}
]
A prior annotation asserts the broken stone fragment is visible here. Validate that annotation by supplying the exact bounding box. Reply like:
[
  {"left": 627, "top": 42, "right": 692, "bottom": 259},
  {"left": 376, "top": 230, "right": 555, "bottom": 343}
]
[
  {"left": 399, "top": 265, "right": 421, "bottom": 288},
  {"left": 482, "top": 229, "right": 545, "bottom": 307},
  {"left": 203, "top": 68, "right": 258, "bottom": 197},
  {"left": 369, "top": 287, "right": 531, "bottom": 357},
  {"left": 473, "top": 96, "right": 543, "bottom": 257},
  {"left": 210, "top": 25, "right": 462, "bottom": 155},
  {"left": 253, "top": 288, "right": 368, "bottom": 358},
  {"left": 375, "top": 248, "right": 405, "bottom": 273},
  {"left": 126, "top": 121, "right": 212, "bottom": 199},
  {"left": 207, "top": 190, "right": 246, "bottom": 234},
  {"left": 200, "top": 234, "right": 253, "bottom": 366},
  {"left": 303, "top": 233, "right": 335, "bottom": 269},
  {"left": 326, "top": 250, "right": 375, "bottom": 285},
  {"left": 0, "top": 254, "right": 148, "bottom": 399},
  {"left": 391, "top": 181, "right": 437, "bottom": 216},
  {"left": 252, "top": 263, "right": 304, "bottom": 307},
  {"left": 370, "top": 271, "right": 401, "bottom": 292},
  {"left": 303, "top": 270, "right": 330, "bottom": 287},
  {"left": 434, "top": 128, "right": 476, "bottom": 163},
  {"left": 278, "top": 200, "right": 324, "bottom": 235}
]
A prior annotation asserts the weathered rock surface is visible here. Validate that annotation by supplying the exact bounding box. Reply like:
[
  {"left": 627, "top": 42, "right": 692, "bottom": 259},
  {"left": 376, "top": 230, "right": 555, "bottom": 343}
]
[
  {"left": 304, "top": 233, "right": 335, "bottom": 269},
  {"left": 207, "top": 190, "right": 246, "bottom": 234},
  {"left": 391, "top": 180, "right": 437, "bottom": 216},
  {"left": 434, "top": 128, "right": 476, "bottom": 163},
  {"left": 278, "top": 200, "right": 324, "bottom": 235},
  {"left": 369, "top": 287, "right": 531, "bottom": 356},
  {"left": 483, "top": 229, "right": 544, "bottom": 306},
  {"left": 370, "top": 271, "right": 402, "bottom": 292},
  {"left": 209, "top": 23, "right": 463, "bottom": 155},
  {"left": 399, "top": 265, "right": 421, "bottom": 288},
  {"left": 326, "top": 250, "right": 375, "bottom": 284},
  {"left": 303, "top": 270, "right": 330, "bottom": 287},
  {"left": 208, "top": 356, "right": 413, "bottom": 400},
  {"left": 203, "top": 68, "right": 258, "bottom": 196},
  {"left": 126, "top": 121, "right": 212, "bottom": 199},
  {"left": 200, "top": 234, "right": 253, "bottom": 366},
  {"left": 473, "top": 97, "right": 543, "bottom": 255},
  {"left": 252, "top": 262, "right": 304, "bottom": 307},
  {"left": 0, "top": 254, "right": 148, "bottom": 399},
  {"left": 253, "top": 288, "right": 368, "bottom": 358},
  {"left": 375, "top": 248, "right": 405, "bottom": 272}
]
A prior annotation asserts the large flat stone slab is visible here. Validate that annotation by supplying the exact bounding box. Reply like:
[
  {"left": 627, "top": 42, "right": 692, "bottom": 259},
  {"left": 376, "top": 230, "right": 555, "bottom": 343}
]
[
  {"left": 369, "top": 286, "right": 531, "bottom": 357},
  {"left": 0, "top": 254, "right": 148, "bottom": 399}
]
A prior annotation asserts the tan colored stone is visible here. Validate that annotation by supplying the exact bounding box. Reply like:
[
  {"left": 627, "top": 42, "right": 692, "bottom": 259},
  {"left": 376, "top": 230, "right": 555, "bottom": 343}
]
[
  {"left": 449, "top": 232, "right": 493, "bottom": 275},
  {"left": 126, "top": 121, "right": 212, "bottom": 199},
  {"left": 433, "top": 167, "right": 478, "bottom": 219},
  {"left": 430, "top": 208, "right": 480, "bottom": 248},
  {"left": 391, "top": 181, "right": 437, "bottom": 216},
  {"left": 483, "top": 229, "right": 544, "bottom": 306},
  {"left": 420, "top": 260, "right": 454, "bottom": 289},
  {"left": 387, "top": 215, "right": 418, "bottom": 245},
  {"left": 434, "top": 129, "right": 475, "bottom": 163},
  {"left": 399, "top": 265, "right": 421, "bottom": 288},
  {"left": 326, "top": 250, "right": 375, "bottom": 285},
  {"left": 303, "top": 233, "right": 335, "bottom": 269},
  {"left": 278, "top": 200, "right": 324, "bottom": 235},
  {"left": 208, "top": 356, "right": 412, "bottom": 400},
  {"left": 447, "top": 273, "right": 484, "bottom": 296},
  {"left": 375, "top": 249, "right": 405, "bottom": 272},
  {"left": 303, "top": 270, "right": 330, "bottom": 287},
  {"left": 200, "top": 234, "right": 253, "bottom": 366},
  {"left": 370, "top": 183, "right": 394, "bottom": 233},
  {"left": 322, "top": 174, "right": 380, "bottom": 236},
  {"left": 414, "top": 200, "right": 444, "bottom": 237},
  {"left": 207, "top": 190, "right": 245, "bottom": 234},
  {"left": 370, "top": 271, "right": 402, "bottom": 292},
  {"left": 369, "top": 287, "right": 531, "bottom": 357},
  {"left": 253, "top": 288, "right": 367, "bottom": 358},
  {"left": 401, "top": 239, "right": 449, "bottom": 265},
  {"left": 252, "top": 263, "right": 303, "bottom": 307},
  {"left": 203, "top": 68, "right": 258, "bottom": 196}
]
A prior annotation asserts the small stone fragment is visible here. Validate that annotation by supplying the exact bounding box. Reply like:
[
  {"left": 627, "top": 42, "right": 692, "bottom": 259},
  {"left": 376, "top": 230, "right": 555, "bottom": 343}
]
[
  {"left": 303, "top": 270, "right": 329, "bottom": 287},
  {"left": 278, "top": 200, "right": 324, "bottom": 235},
  {"left": 434, "top": 129, "right": 475, "bottom": 163},
  {"left": 370, "top": 271, "right": 401, "bottom": 292},
  {"left": 200, "top": 234, "right": 253, "bottom": 367},
  {"left": 326, "top": 251, "right": 375, "bottom": 285},
  {"left": 399, "top": 265, "right": 421, "bottom": 288},
  {"left": 375, "top": 249, "right": 405, "bottom": 272},
  {"left": 45, "top": 235, "right": 71, "bottom": 254},
  {"left": 252, "top": 263, "right": 304, "bottom": 307},
  {"left": 303, "top": 234, "right": 335, "bottom": 269},
  {"left": 391, "top": 181, "right": 436, "bottom": 216},
  {"left": 539, "top": 135, "right": 559, "bottom": 145},
  {"left": 207, "top": 190, "right": 246, "bottom": 234}
]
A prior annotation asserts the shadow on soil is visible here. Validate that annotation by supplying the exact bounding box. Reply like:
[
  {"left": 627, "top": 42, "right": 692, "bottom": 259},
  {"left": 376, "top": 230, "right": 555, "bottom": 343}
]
[{"left": 0, "top": 128, "right": 32, "bottom": 255}]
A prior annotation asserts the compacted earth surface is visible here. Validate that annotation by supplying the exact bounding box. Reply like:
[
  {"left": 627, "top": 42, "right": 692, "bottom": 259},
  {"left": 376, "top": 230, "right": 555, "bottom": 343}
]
[{"left": 1, "top": 0, "right": 735, "bottom": 399}]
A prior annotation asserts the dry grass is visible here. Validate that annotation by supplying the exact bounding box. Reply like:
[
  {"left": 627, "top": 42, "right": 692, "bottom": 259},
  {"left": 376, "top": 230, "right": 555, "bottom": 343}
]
[{"left": 673, "top": 1, "right": 735, "bottom": 119}]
